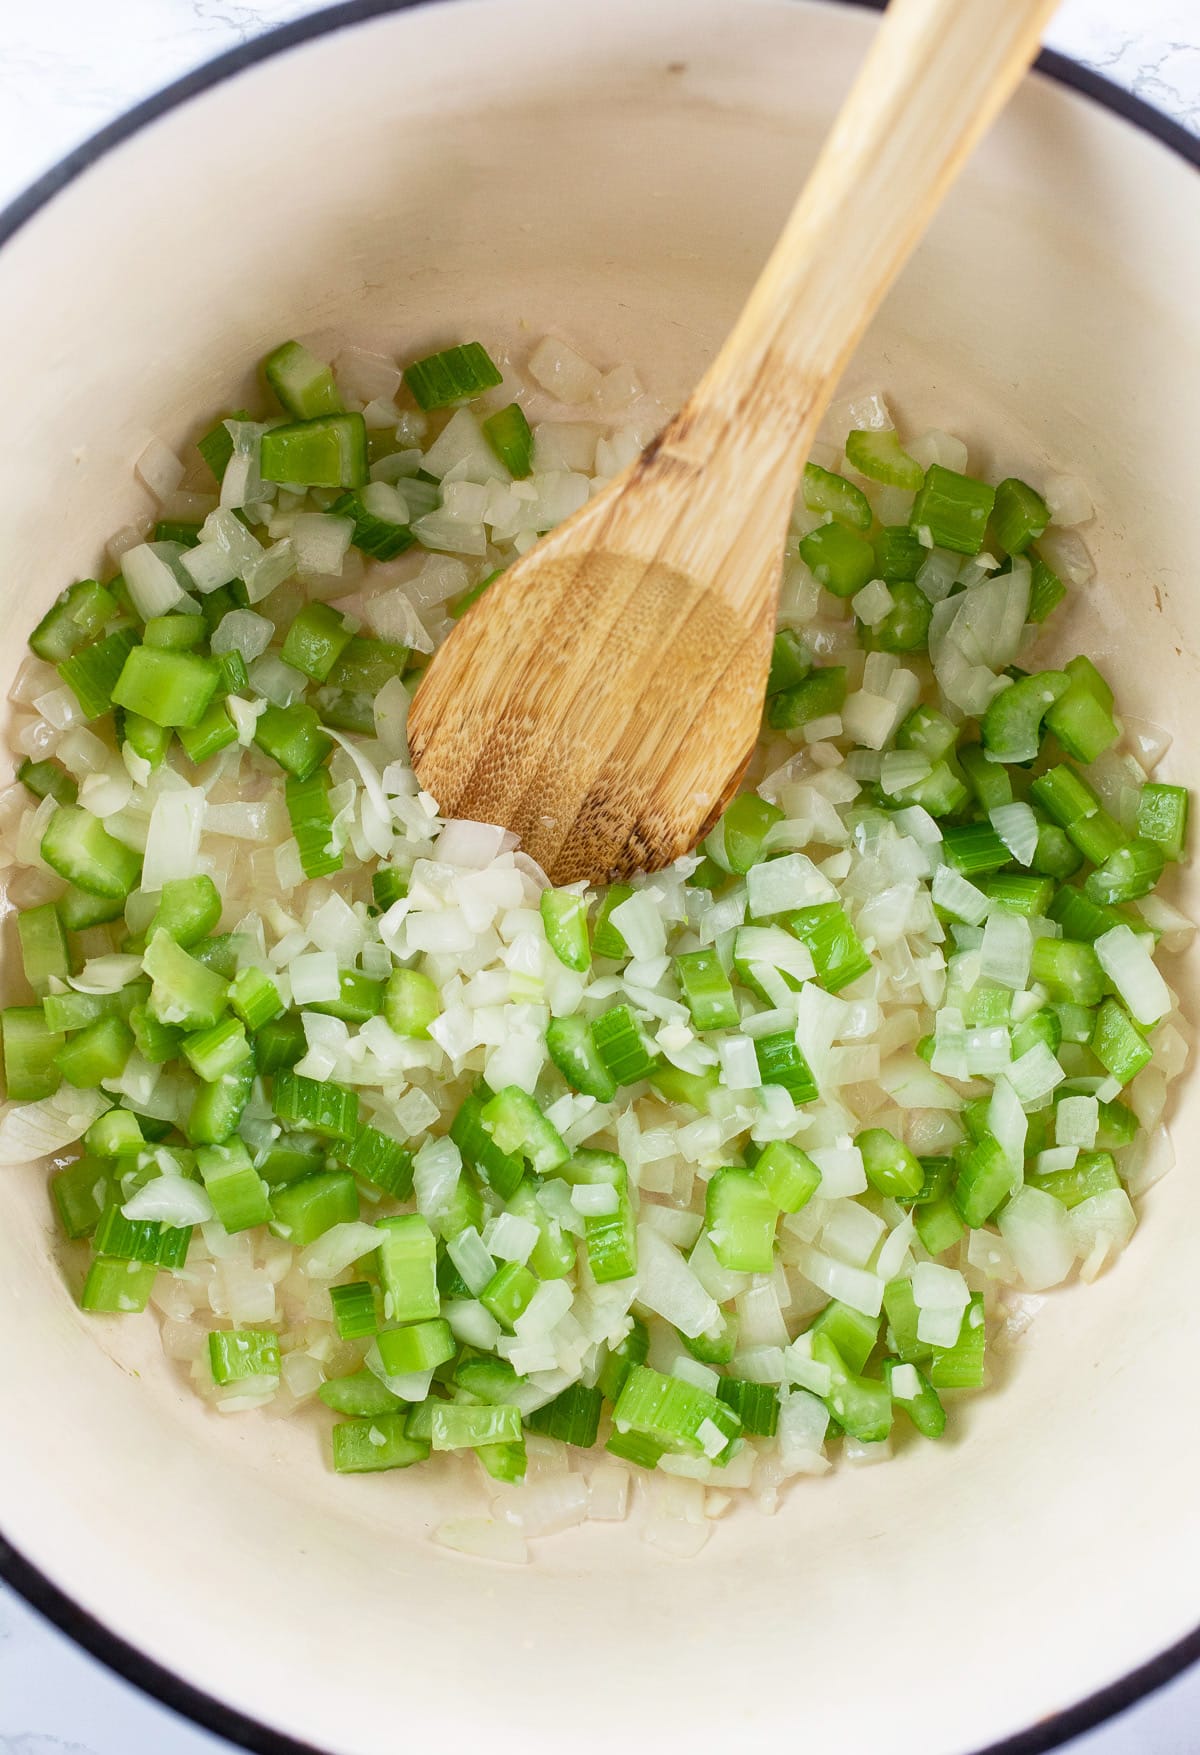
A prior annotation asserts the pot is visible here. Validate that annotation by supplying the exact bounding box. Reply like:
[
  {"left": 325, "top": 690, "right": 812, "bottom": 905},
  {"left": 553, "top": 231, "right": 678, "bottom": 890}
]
[{"left": 0, "top": 3, "right": 1197, "bottom": 1751}]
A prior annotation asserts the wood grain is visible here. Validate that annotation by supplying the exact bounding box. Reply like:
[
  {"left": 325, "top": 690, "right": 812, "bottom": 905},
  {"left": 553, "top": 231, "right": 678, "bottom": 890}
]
[{"left": 408, "top": 0, "right": 1058, "bottom": 883}]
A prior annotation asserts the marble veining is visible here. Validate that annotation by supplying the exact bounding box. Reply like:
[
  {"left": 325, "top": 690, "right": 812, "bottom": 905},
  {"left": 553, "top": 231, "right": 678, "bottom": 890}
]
[{"left": 0, "top": 3, "right": 1196, "bottom": 1753}]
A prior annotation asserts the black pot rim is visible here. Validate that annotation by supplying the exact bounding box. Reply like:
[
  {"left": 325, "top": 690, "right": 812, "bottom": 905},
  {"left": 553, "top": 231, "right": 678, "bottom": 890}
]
[{"left": 0, "top": 4, "right": 1196, "bottom": 1754}]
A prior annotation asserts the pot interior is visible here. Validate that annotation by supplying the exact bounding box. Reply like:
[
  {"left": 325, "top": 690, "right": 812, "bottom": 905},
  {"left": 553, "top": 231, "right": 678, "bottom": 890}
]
[{"left": 0, "top": 4, "right": 1197, "bottom": 1752}]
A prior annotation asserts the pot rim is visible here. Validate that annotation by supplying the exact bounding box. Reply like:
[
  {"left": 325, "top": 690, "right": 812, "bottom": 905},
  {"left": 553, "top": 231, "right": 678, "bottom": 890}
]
[{"left": 0, "top": 4, "right": 1195, "bottom": 1753}]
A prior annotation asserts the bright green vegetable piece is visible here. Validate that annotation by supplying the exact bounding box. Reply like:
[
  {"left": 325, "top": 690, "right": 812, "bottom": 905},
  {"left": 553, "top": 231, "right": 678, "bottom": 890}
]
[
  {"left": 403, "top": 342, "right": 502, "bottom": 411},
  {"left": 30, "top": 579, "right": 118, "bottom": 663},
  {"left": 480, "top": 1260, "right": 538, "bottom": 1330},
  {"left": 991, "top": 477, "right": 1049, "bottom": 555},
  {"left": 375, "top": 1318, "right": 455, "bottom": 1376},
  {"left": 285, "top": 770, "right": 342, "bottom": 878},
  {"left": 766, "top": 628, "right": 810, "bottom": 695},
  {"left": 479, "top": 1085, "right": 567, "bottom": 1174},
  {"left": 377, "top": 1214, "right": 440, "bottom": 1324},
  {"left": 2, "top": 1006, "right": 64, "bottom": 1101},
  {"left": 753, "top": 1139, "right": 821, "bottom": 1212},
  {"left": 320, "top": 1370, "right": 402, "bottom": 1417},
  {"left": 705, "top": 1168, "right": 778, "bottom": 1273},
  {"left": 209, "top": 1328, "right": 280, "bottom": 1385},
  {"left": 613, "top": 1364, "right": 741, "bottom": 1460},
  {"left": 545, "top": 1014, "right": 617, "bottom": 1102},
  {"left": 675, "top": 948, "right": 739, "bottom": 1031},
  {"left": 981, "top": 670, "right": 1070, "bottom": 763},
  {"left": 332, "top": 1415, "right": 430, "bottom": 1473},
  {"left": 856, "top": 1127, "right": 923, "bottom": 1198},
  {"left": 259, "top": 414, "right": 368, "bottom": 489},
  {"left": 482, "top": 402, "right": 534, "bottom": 477},
  {"left": 269, "top": 1170, "right": 358, "bottom": 1246},
  {"left": 798, "top": 523, "right": 875, "bottom": 597},
  {"left": 754, "top": 1031, "right": 817, "bottom": 1102},
  {"left": 845, "top": 428, "right": 923, "bottom": 490},
  {"left": 1137, "top": 783, "right": 1188, "bottom": 862},
  {"left": 540, "top": 888, "right": 591, "bottom": 972},
  {"left": 430, "top": 1403, "right": 523, "bottom": 1451},
  {"left": 767, "top": 665, "right": 847, "bottom": 731},
  {"left": 272, "top": 1069, "right": 358, "bottom": 1140},
  {"left": 56, "top": 1015, "right": 134, "bottom": 1088},
  {"left": 281, "top": 602, "right": 354, "bottom": 683},
  {"left": 590, "top": 1005, "right": 658, "bottom": 1087},
  {"left": 41, "top": 806, "right": 142, "bottom": 899},
  {"left": 112, "top": 646, "right": 220, "bottom": 729},
  {"left": 909, "top": 464, "right": 995, "bottom": 555},
  {"left": 262, "top": 339, "right": 343, "bottom": 419},
  {"left": 17, "top": 903, "right": 69, "bottom": 993},
  {"left": 80, "top": 1256, "right": 158, "bottom": 1313},
  {"left": 802, "top": 463, "right": 871, "bottom": 530},
  {"left": 705, "top": 792, "right": 784, "bottom": 875},
  {"left": 143, "top": 930, "right": 228, "bottom": 1030}
]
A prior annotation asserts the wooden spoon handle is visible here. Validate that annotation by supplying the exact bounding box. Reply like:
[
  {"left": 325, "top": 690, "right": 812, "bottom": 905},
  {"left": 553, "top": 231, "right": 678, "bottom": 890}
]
[{"left": 661, "top": 0, "right": 1058, "bottom": 502}]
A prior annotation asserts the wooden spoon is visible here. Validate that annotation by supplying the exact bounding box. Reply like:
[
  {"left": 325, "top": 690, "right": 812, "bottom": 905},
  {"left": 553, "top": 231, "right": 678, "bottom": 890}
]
[{"left": 408, "top": 0, "right": 1057, "bottom": 884}]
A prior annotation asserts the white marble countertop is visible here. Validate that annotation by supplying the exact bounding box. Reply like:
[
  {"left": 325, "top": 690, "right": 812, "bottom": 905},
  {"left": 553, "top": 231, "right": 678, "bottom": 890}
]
[{"left": 0, "top": 4, "right": 1197, "bottom": 1755}]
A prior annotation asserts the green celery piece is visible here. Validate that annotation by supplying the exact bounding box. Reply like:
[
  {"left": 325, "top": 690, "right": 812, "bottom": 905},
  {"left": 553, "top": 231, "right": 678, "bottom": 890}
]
[
  {"left": 766, "top": 628, "right": 810, "bottom": 695},
  {"left": 272, "top": 1069, "right": 358, "bottom": 1140},
  {"left": 862, "top": 580, "right": 931, "bottom": 654},
  {"left": 259, "top": 414, "right": 368, "bottom": 490},
  {"left": 482, "top": 402, "right": 534, "bottom": 477},
  {"left": 527, "top": 1382, "right": 604, "bottom": 1447},
  {"left": 377, "top": 1214, "right": 439, "bottom": 1323},
  {"left": 540, "top": 888, "right": 591, "bottom": 973},
  {"left": 17, "top": 757, "right": 77, "bottom": 805},
  {"left": 909, "top": 464, "right": 995, "bottom": 555},
  {"left": 59, "top": 627, "right": 139, "bottom": 720},
  {"left": 332, "top": 1416, "right": 430, "bottom": 1473},
  {"left": 704, "top": 792, "right": 783, "bottom": 875},
  {"left": 30, "top": 579, "right": 118, "bottom": 663},
  {"left": 383, "top": 967, "right": 440, "bottom": 1037},
  {"left": 545, "top": 1014, "right": 617, "bottom": 1102},
  {"left": 319, "top": 1370, "right": 403, "bottom": 1417},
  {"left": 845, "top": 428, "right": 923, "bottom": 490},
  {"left": 767, "top": 666, "right": 847, "bottom": 731},
  {"left": 80, "top": 1256, "right": 158, "bottom": 1313},
  {"left": 981, "top": 670, "right": 1070, "bottom": 764},
  {"left": 255, "top": 703, "right": 332, "bottom": 781},
  {"left": 281, "top": 602, "right": 354, "bottom": 683},
  {"left": 802, "top": 463, "right": 871, "bottom": 530},
  {"left": 331, "top": 491, "right": 415, "bottom": 562},
  {"left": 143, "top": 930, "right": 229, "bottom": 1030},
  {"left": 146, "top": 874, "right": 222, "bottom": 947},
  {"left": 798, "top": 524, "right": 874, "bottom": 597},
  {"left": 209, "top": 1328, "right": 280, "bottom": 1385},
  {"left": 3, "top": 1006, "right": 64, "bottom": 1101},
  {"left": 856, "top": 1127, "right": 923, "bottom": 1198},
  {"left": 269, "top": 1170, "right": 358, "bottom": 1246},
  {"left": 375, "top": 1318, "right": 454, "bottom": 1376},
  {"left": 52, "top": 1156, "right": 115, "bottom": 1239},
  {"left": 704, "top": 1168, "right": 777, "bottom": 1273},
  {"left": 41, "top": 806, "right": 141, "bottom": 899},
  {"left": 262, "top": 339, "right": 343, "bottom": 418},
  {"left": 16, "top": 902, "right": 70, "bottom": 992},
  {"left": 403, "top": 342, "right": 503, "bottom": 411},
  {"left": 111, "top": 646, "right": 221, "bottom": 729},
  {"left": 56, "top": 1016, "right": 134, "bottom": 1088},
  {"left": 285, "top": 771, "right": 342, "bottom": 879},
  {"left": 991, "top": 477, "right": 1049, "bottom": 555}
]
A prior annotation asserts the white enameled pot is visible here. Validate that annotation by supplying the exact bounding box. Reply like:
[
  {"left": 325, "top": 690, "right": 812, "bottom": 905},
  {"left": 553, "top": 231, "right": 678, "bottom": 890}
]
[{"left": 0, "top": 4, "right": 1197, "bottom": 1752}]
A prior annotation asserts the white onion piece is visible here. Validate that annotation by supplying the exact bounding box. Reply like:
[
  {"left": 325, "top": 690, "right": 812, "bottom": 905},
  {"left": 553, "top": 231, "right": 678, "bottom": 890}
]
[
  {"left": 123, "top": 1177, "right": 214, "bottom": 1227},
  {"left": 0, "top": 1087, "right": 109, "bottom": 1164},
  {"left": 299, "top": 1221, "right": 382, "bottom": 1280},
  {"left": 997, "top": 1186, "right": 1075, "bottom": 1290}
]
